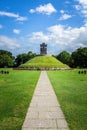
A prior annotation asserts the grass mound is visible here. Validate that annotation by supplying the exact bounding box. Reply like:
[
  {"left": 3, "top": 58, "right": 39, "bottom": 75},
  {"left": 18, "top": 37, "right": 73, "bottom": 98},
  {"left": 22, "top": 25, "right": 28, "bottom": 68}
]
[{"left": 19, "top": 55, "right": 69, "bottom": 69}]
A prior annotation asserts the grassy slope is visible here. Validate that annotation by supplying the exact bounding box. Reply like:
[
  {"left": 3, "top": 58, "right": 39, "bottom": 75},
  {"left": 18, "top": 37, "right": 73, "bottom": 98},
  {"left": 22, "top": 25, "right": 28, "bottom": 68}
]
[
  {"left": 47, "top": 70, "right": 87, "bottom": 130},
  {"left": 0, "top": 69, "right": 40, "bottom": 130},
  {"left": 20, "top": 56, "right": 69, "bottom": 68}
]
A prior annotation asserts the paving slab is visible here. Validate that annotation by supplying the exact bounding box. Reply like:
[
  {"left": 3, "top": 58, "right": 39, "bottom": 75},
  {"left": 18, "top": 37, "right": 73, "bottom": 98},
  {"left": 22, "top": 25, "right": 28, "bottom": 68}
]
[{"left": 22, "top": 71, "right": 69, "bottom": 130}]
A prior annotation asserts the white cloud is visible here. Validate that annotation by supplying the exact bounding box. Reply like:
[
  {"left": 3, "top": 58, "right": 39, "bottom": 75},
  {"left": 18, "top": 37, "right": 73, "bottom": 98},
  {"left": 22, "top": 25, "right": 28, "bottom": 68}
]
[
  {"left": 77, "top": 0, "right": 87, "bottom": 8},
  {"left": 29, "top": 9, "right": 35, "bottom": 13},
  {"left": 0, "top": 24, "right": 3, "bottom": 29},
  {"left": 28, "top": 24, "right": 87, "bottom": 53},
  {"left": 75, "top": 4, "right": 81, "bottom": 10},
  {"left": 59, "top": 10, "right": 72, "bottom": 20},
  {"left": 60, "top": 10, "right": 65, "bottom": 14},
  {"left": 65, "top": 1, "right": 70, "bottom": 4},
  {"left": 16, "top": 17, "right": 27, "bottom": 21},
  {"left": 29, "top": 32, "right": 49, "bottom": 43},
  {"left": 0, "top": 35, "right": 20, "bottom": 49},
  {"left": 13, "top": 29, "right": 20, "bottom": 34},
  {"left": 59, "top": 13, "right": 72, "bottom": 20},
  {"left": 29, "top": 3, "right": 57, "bottom": 15},
  {"left": 76, "top": 0, "right": 87, "bottom": 18},
  {"left": 84, "top": 22, "right": 87, "bottom": 26},
  {"left": 48, "top": 25, "right": 87, "bottom": 48},
  {"left": 0, "top": 11, "right": 27, "bottom": 21},
  {"left": 82, "top": 9, "right": 87, "bottom": 17}
]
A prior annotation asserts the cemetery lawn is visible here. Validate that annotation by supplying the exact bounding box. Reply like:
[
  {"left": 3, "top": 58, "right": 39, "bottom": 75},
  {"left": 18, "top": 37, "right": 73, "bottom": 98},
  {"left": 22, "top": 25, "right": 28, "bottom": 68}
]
[
  {"left": 0, "top": 69, "right": 40, "bottom": 130},
  {"left": 47, "top": 69, "right": 87, "bottom": 130}
]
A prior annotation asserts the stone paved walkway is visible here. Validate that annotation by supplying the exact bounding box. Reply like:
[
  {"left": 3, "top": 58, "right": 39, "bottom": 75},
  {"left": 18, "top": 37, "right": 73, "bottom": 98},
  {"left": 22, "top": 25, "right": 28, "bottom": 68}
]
[{"left": 22, "top": 71, "right": 69, "bottom": 130}]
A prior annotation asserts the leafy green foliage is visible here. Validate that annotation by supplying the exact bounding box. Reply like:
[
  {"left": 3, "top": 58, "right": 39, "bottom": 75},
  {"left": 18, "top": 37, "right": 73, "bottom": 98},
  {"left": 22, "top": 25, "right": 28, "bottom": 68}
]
[
  {"left": 15, "top": 51, "right": 36, "bottom": 67},
  {"left": 55, "top": 47, "right": 87, "bottom": 68},
  {"left": 20, "top": 56, "right": 69, "bottom": 69},
  {"left": 0, "top": 50, "right": 14, "bottom": 67},
  {"left": 0, "top": 69, "right": 40, "bottom": 130},
  {"left": 48, "top": 70, "right": 87, "bottom": 130},
  {"left": 56, "top": 51, "right": 71, "bottom": 66},
  {"left": 71, "top": 47, "right": 87, "bottom": 68}
]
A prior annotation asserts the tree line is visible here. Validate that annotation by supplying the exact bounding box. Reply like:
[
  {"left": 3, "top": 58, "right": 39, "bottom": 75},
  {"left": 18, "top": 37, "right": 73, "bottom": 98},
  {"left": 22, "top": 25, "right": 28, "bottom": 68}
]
[
  {"left": 55, "top": 47, "right": 87, "bottom": 68},
  {"left": 0, "top": 47, "right": 87, "bottom": 68},
  {"left": 0, "top": 51, "right": 36, "bottom": 68}
]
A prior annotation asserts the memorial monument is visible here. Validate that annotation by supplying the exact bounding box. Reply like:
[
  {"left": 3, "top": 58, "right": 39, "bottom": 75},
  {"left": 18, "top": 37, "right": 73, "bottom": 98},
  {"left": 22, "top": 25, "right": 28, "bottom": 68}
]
[{"left": 40, "top": 43, "right": 47, "bottom": 55}]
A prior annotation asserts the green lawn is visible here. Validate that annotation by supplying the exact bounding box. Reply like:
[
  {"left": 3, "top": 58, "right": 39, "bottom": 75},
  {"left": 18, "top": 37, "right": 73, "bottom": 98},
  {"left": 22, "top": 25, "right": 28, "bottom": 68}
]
[
  {"left": 0, "top": 69, "right": 87, "bottom": 130},
  {"left": 47, "top": 69, "right": 87, "bottom": 130},
  {"left": 0, "top": 69, "right": 40, "bottom": 130}
]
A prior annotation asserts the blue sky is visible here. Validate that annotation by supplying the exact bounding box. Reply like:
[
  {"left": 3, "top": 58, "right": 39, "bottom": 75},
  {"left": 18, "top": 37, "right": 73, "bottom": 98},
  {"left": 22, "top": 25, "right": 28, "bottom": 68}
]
[{"left": 0, "top": 0, "right": 87, "bottom": 56}]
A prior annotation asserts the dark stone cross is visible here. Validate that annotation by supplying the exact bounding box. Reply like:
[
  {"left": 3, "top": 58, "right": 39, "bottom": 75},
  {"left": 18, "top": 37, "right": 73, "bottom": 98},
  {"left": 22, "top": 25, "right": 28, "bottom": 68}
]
[{"left": 40, "top": 43, "right": 47, "bottom": 55}]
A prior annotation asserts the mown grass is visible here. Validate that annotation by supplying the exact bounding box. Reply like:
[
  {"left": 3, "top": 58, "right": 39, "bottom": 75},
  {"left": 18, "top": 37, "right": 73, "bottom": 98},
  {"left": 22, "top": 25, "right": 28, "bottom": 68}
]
[
  {"left": 0, "top": 69, "right": 40, "bottom": 130},
  {"left": 47, "top": 69, "right": 87, "bottom": 130},
  {"left": 20, "top": 56, "right": 69, "bottom": 69}
]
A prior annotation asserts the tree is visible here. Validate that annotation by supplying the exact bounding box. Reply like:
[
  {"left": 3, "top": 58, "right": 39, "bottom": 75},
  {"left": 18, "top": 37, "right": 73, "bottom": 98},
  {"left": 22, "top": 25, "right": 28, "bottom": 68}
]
[
  {"left": 15, "top": 51, "right": 36, "bottom": 66},
  {"left": 71, "top": 47, "right": 87, "bottom": 68},
  {"left": 0, "top": 50, "right": 14, "bottom": 67},
  {"left": 27, "top": 51, "right": 36, "bottom": 60},
  {"left": 56, "top": 51, "right": 71, "bottom": 66}
]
